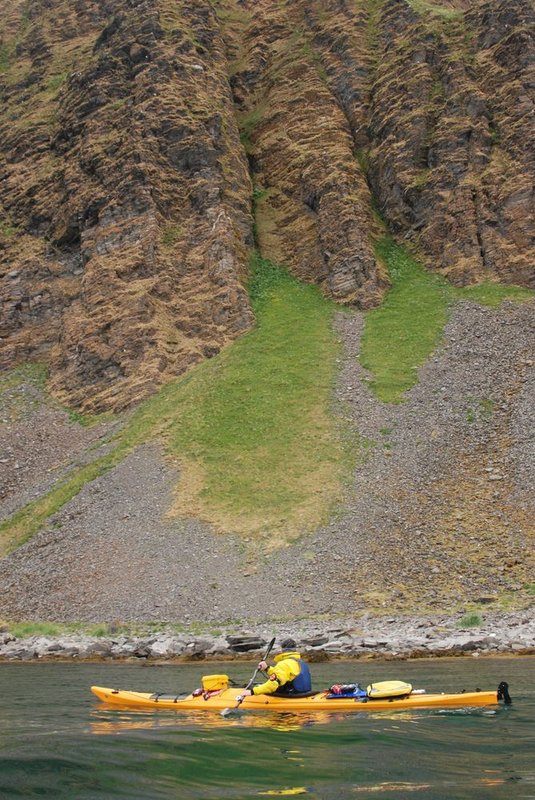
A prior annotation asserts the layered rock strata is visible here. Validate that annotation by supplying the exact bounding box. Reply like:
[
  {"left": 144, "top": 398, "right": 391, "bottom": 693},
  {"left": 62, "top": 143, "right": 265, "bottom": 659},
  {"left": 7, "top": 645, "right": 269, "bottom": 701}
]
[
  {"left": 1, "top": 0, "right": 254, "bottom": 411},
  {"left": 1, "top": 0, "right": 533, "bottom": 412},
  {"left": 365, "top": 0, "right": 535, "bottom": 286},
  {"left": 225, "top": 1, "right": 387, "bottom": 307}
]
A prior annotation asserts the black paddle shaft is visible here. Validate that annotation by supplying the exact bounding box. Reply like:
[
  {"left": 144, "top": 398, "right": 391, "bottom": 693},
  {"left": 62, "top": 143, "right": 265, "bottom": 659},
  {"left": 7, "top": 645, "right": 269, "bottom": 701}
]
[
  {"left": 221, "top": 637, "right": 277, "bottom": 716},
  {"left": 245, "top": 637, "right": 276, "bottom": 691}
]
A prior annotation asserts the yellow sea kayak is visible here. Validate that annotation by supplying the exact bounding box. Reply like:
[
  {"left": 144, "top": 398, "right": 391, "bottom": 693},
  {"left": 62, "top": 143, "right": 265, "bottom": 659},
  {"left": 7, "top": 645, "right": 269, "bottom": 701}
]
[{"left": 91, "top": 682, "right": 511, "bottom": 713}]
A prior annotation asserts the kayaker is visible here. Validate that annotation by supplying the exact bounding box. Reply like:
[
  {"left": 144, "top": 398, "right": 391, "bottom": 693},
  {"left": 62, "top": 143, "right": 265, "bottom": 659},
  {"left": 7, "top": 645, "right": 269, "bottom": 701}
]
[{"left": 236, "top": 638, "right": 312, "bottom": 700}]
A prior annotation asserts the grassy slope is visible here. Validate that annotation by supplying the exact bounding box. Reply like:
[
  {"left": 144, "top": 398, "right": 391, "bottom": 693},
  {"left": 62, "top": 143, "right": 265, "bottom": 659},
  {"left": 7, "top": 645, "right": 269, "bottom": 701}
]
[
  {"left": 0, "top": 255, "right": 349, "bottom": 552},
  {"left": 125, "top": 254, "right": 347, "bottom": 543},
  {"left": 360, "top": 240, "right": 451, "bottom": 403},
  {"left": 361, "top": 238, "right": 534, "bottom": 403},
  {"left": 405, "top": 0, "right": 462, "bottom": 20},
  {"left": 166, "top": 255, "right": 346, "bottom": 541},
  {"left": 2, "top": 239, "right": 532, "bottom": 554}
]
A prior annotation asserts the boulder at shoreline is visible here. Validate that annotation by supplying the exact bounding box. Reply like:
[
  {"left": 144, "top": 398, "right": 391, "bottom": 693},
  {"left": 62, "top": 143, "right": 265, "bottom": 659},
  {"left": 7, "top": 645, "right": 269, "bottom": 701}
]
[{"left": 1, "top": 612, "right": 533, "bottom": 662}]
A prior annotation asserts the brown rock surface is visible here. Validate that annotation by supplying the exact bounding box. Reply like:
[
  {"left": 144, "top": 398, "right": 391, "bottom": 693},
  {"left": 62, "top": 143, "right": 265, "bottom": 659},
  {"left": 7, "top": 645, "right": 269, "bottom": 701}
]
[
  {"left": 366, "top": 0, "right": 534, "bottom": 286},
  {"left": 225, "top": 1, "right": 387, "bottom": 307},
  {"left": 1, "top": 0, "right": 533, "bottom": 413},
  {"left": 1, "top": 0, "right": 254, "bottom": 412}
]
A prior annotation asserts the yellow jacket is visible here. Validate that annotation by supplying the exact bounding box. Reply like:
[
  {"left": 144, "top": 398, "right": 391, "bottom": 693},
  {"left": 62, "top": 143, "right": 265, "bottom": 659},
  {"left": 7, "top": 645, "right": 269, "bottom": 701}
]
[{"left": 252, "top": 652, "right": 302, "bottom": 695}]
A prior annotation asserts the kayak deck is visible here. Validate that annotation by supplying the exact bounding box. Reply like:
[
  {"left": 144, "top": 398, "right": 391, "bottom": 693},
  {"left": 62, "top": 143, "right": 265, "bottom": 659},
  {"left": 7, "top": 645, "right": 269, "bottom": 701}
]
[{"left": 91, "top": 685, "right": 507, "bottom": 712}]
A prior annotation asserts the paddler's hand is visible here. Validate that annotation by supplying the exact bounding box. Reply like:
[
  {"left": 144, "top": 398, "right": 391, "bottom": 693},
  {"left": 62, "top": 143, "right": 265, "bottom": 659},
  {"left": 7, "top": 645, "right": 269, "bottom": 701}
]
[
  {"left": 257, "top": 660, "right": 268, "bottom": 671},
  {"left": 236, "top": 689, "right": 252, "bottom": 703}
]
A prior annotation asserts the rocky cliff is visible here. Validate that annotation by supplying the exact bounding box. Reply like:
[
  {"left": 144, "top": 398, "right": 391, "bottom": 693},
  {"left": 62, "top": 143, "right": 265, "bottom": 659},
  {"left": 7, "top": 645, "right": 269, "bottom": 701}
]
[
  {"left": 366, "top": 0, "right": 535, "bottom": 286},
  {"left": 1, "top": 0, "right": 533, "bottom": 412},
  {"left": 1, "top": 0, "right": 255, "bottom": 412}
]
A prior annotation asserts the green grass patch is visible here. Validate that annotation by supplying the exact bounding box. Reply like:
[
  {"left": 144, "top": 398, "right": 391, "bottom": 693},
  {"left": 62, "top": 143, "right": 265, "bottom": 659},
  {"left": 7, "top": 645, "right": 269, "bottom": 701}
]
[
  {"left": 4, "top": 621, "right": 131, "bottom": 638},
  {"left": 7, "top": 621, "right": 64, "bottom": 638},
  {"left": 455, "top": 282, "right": 534, "bottom": 308},
  {"left": 360, "top": 238, "right": 535, "bottom": 404},
  {"left": 0, "top": 363, "right": 48, "bottom": 393},
  {"left": 406, "top": 0, "right": 461, "bottom": 20},
  {"left": 356, "top": 147, "right": 371, "bottom": 176},
  {"left": 0, "top": 362, "right": 109, "bottom": 428},
  {"left": 1, "top": 222, "right": 19, "bottom": 237},
  {"left": 409, "top": 168, "right": 431, "bottom": 188},
  {"left": 163, "top": 253, "right": 348, "bottom": 540},
  {"left": 46, "top": 72, "right": 67, "bottom": 95},
  {"left": 366, "top": 0, "right": 385, "bottom": 60},
  {"left": 479, "top": 398, "right": 494, "bottom": 417},
  {"left": 0, "top": 450, "right": 126, "bottom": 554},
  {"left": 161, "top": 224, "right": 183, "bottom": 247},
  {"left": 65, "top": 407, "right": 104, "bottom": 427},
  {"left": 466, "top": 398, "right": 494, "bottom": 423},
  {"left": 2, "top": 619, "right": 239, "bottom": 639},
  {"left": 360, "top": 239, "right": 451, "bottom": 403},
  {"left": 429, "top": 80, "right": 445, "bottom": 99},
  {"left": 239, "top": 106, "right": 264, "bottom": 153},
  {"left": 0, "top": 39, "right": 18, "bottom": 74},
  {"left": 0, "top": 3, "right": 33, "bottom": 74},
  {"left": 301, "top": 39, "right": 328, "bottom": 83},
  {"left": 457, "top": 613, "right": 483, "bottom": 628},
  {"left": 252, "top": 185, "right": 267, "bottom": 202},
  {"left": 1, "top": 253, "right": 352, "bottom": 550},
  {"left": 0, "top": 364, "right": 48, "bottom": 426}
]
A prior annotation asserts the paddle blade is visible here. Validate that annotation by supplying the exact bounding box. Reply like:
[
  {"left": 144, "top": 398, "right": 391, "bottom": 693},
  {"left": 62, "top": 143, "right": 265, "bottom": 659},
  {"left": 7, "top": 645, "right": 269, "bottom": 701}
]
[{"left": 220, "top": 705, "right": 241, "bottom": 717}]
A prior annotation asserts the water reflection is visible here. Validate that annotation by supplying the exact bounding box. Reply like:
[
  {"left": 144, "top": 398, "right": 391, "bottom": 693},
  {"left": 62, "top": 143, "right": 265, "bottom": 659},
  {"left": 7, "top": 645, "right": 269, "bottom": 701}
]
[
  {"left": 351, "top": 784, "right": 432, "bottom": 794},
  {"left": 89, "top": 707, "right": 340, "bottom": 735},
  {"left": 89, "top": 703, "right": 503, "bottom": 738}
]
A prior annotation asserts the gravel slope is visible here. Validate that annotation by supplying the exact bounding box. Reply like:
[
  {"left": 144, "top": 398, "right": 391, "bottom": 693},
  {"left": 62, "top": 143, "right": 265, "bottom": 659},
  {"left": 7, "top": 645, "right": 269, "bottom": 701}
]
[{"left": 0, "top": 299, "right": 534, "bottom": 624}]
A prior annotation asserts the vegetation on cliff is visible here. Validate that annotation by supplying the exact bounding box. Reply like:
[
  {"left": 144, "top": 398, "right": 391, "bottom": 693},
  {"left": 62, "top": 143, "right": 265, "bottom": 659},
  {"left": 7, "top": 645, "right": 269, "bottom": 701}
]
[{"left": 361, "top": 239, "right": 533, "bottom": 403}]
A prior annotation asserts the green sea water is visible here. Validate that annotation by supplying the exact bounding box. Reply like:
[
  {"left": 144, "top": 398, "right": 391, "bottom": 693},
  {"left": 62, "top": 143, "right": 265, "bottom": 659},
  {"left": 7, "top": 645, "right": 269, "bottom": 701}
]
[{"left": 0, "top": 657, "right": 533, "bottom": 799}]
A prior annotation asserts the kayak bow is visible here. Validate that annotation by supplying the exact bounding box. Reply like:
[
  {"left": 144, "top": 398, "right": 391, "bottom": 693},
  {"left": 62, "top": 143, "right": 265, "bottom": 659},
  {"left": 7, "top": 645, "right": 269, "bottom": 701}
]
[{"left": 91, "top": 682, "right": 511, "bottom": 713}]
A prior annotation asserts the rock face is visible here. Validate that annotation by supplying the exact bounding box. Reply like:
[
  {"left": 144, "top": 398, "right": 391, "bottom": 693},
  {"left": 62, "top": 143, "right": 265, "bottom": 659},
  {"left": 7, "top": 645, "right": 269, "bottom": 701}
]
[
  {"left": 226, "top": 1, "right": 388, "bottom": 308},
  {"left": 365, "top": 0, "right": 535, "bottom": 286},
  {"left": 1, "top": 0, "right": 533, "bottom": 411},
  {"left": 0, "top": 0, "right": 255, "bottom": 411}
]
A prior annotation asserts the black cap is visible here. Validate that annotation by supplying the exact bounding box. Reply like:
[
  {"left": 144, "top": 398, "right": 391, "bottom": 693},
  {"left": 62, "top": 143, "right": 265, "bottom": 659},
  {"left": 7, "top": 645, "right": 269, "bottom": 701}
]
[{"left": 280, "top": 637, "right": 297, "bottom": 650}]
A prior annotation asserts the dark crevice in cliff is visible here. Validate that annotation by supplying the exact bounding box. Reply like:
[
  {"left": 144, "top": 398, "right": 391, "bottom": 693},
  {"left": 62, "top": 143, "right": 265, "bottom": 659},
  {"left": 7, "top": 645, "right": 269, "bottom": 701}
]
[
  {"left": 218, "top": 0, "right": 388, "bottom": 308},
  {"left": 472, "top": 188, "right": 488, "bottom": 272}
]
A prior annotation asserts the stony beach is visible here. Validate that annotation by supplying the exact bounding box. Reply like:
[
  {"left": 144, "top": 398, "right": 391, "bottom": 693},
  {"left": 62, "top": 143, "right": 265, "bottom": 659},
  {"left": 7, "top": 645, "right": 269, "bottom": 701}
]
[{"left": 1, "top": 610, "right": 534, "bottom": 662}]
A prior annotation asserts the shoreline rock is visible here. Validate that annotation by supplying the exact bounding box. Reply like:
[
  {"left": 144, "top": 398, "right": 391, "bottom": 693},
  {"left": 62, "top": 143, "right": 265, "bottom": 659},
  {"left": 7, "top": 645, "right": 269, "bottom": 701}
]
[{"left": 1, "top": 611, "right": 533, "bottom": 663}]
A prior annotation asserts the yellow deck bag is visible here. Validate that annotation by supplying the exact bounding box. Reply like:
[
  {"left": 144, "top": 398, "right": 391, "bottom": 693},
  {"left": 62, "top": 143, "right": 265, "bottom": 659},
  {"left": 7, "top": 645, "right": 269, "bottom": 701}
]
[
  {"left": 366, "top": 680, "right": 412, "bottom": 699},
  {"left": 202, "top": 674, "right": 229, "bottom": 691}
]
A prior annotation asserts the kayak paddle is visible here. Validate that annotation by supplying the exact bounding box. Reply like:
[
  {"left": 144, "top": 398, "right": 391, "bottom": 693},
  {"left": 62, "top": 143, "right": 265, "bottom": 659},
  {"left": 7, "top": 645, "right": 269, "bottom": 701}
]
[{"left": 221, "top": 636, "right": 276, "bottom": 717}]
